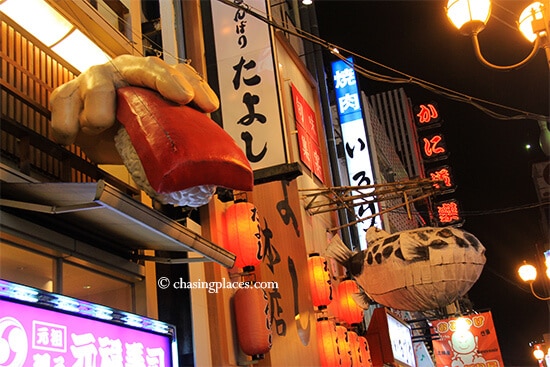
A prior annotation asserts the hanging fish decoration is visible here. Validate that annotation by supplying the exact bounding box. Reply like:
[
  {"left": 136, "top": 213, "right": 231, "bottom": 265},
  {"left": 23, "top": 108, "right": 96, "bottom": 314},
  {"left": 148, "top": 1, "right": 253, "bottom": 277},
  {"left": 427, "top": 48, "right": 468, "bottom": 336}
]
[{"left": 325, "top": 226, "right": 486, "bottom": 312}]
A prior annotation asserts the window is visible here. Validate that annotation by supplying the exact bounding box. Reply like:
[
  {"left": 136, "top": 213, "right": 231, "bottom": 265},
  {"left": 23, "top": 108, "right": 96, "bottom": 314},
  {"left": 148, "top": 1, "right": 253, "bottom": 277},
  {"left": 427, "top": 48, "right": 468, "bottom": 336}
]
[
  {"left": 0, "top": 242, "right": 134, "bottom": 312},
  {"left": 0, "top": 242, "right": 54, "bottom": 292},
  {"left": 63, "top": 262, "right": 133, "bottom": 312}
]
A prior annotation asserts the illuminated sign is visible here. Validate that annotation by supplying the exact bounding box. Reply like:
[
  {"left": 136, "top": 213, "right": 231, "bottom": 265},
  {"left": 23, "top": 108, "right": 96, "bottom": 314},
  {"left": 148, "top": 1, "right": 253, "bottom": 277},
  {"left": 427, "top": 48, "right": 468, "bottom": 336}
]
[
  {"left": 434, "top": 199, "right": 462, "bottom": 226},
  {"left": 366, "top": 308, "right": 416, "bottom": 367},
  {"left": 427, "top": 165, "right": 456, "bottom": 192},
  {"left": 0, "top": 280, "right": 176, "bottom": 367},
  {"left": 413, "top": 102, "right": 441, "bottom": 128},
  {"left": 419, "top": 133, "right": 448, "bottom": 161},
  {"left": 432, "top": 312, "right": 504, "bottom": 367},
  {"left": 291, "top": 84, "right": 324, "bottom": 182},
  {"left": 211, "top": 0, "right": 286, "bottom": 172},
  {"left": 414, "top": 100, "right": 459, "bottom": 227},
  {"left": 331, "top": 57, "right": 380, "bottom": 250}
]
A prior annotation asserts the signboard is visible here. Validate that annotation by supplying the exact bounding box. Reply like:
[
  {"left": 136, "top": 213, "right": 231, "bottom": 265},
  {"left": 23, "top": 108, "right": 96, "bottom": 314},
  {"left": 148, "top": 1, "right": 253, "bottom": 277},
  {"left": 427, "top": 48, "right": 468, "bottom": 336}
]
[
  {"left": 331, "top": 57, "right": 380, "bottom": 250},
  {"left": 0, "top": 280, "right": 176, "bottom": 367},
  {"left": 419, "top": 133, "right": 448, "bottom": 162},
  {"left": 413, "top": 100, "right": 461, "bottom": 225},
  {"left": 366, "top": 308, "right": 415, "bottom": 367},
  {"left": 290, "top": 83, "right": 324, "bottom": 182},
  {"left": 211, "top": 0, "right": 287, "bottom": 172},
  {"left": 413, "top": 102, "right": 442, "bottom": 129},
  {"left": 432, "top": 311, "right": 504, "bottom": 367},
  {"left": 434, "top": 199, "right": 461, "bottom": 226},
  {"left": 427, "top": 165, "right": 456, "bottom": 193}
]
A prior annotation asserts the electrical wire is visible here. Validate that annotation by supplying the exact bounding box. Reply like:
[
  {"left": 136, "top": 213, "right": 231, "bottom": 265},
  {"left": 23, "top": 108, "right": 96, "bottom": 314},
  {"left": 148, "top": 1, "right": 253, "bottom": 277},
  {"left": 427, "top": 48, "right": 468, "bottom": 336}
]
[
  {"left": 216, "top": 0, "right": 549, "bottom": 123},
  {"left": 81, "top": 0, "right": 548, "bottom": 123}
]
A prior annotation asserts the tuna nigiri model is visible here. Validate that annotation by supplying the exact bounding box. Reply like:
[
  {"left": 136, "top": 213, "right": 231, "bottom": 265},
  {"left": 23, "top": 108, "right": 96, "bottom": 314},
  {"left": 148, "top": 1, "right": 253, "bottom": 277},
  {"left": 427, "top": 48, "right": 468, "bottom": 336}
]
[{"left": 325, "top": 226, "right": 486, "bottom": 312}]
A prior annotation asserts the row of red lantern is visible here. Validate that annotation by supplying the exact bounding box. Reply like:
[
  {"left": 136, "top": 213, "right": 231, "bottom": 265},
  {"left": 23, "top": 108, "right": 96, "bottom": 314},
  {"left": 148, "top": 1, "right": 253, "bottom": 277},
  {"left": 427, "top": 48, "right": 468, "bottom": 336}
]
[
  {"left": 224, "top": 201, "right": 272, "bottom": 360},
  {"left": 317, "top": 318, "right": 373, "bottom": 367},
  {"left": 223, "top": 201, "right": 365, "bottom": 362},
  {"left": 308, "top": 254, "right": 364, "bottom": 325}
]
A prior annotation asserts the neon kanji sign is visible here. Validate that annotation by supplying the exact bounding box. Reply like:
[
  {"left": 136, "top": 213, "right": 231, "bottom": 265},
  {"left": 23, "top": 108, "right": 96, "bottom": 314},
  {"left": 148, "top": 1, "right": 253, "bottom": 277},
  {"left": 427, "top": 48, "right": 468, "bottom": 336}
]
[
  {"left": 427, "top": 166, "right": 455, "bottom": 192},
  {"left": 420, "top": 133, "right": 448, "bottom": 161},
  {"left": 414, "top": 102, "right": 441, "bottom": 128},
  {"left": 434, "top": 199, "right": 462, "bottom": 226}
]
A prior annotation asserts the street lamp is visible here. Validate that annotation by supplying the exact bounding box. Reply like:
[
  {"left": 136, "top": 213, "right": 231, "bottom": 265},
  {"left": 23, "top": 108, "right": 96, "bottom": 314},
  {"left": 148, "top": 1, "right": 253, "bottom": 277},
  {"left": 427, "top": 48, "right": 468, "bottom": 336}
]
[
  {"left": 445, "top": 0, "right": 550, "bottom": 71},
  {"left": 518, "top": 250, "right": 550, "bottom": 301},
  {"left": 446, "top": 0, "right": 550, "bottom": 157},
  {"left": 531, "top": 342, "right": 550, "bottom": 367}
]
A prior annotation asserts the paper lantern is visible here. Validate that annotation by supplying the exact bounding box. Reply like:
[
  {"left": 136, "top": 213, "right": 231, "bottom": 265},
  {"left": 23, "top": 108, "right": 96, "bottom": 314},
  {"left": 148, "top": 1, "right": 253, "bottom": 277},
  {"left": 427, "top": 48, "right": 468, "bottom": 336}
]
[
  {"left": 348, "top": 331, "right": 362, "bottom": 367},
  {"left": 224, "top": 201, "right": 264, "bottom": 269},
  {"left": 326, "top": 226, "right": 486, "bottom": 311},
  {"left": 336, "top": 325, "right": 352, "bottom": 367},
  {"left": 317, "top": 318, "right": 339, "bottom": 367},
  {"left": 335, "top": 280, "right": 364, "bottom": 325},
  {"left": 308, "top": 254, "right": 333, "bottom": 309},
  {"left": 233, "top": 287, "right": 272, "bottom": 359},
  {"left": 357, "top": 336, "right": 372, "bottom": 367}
]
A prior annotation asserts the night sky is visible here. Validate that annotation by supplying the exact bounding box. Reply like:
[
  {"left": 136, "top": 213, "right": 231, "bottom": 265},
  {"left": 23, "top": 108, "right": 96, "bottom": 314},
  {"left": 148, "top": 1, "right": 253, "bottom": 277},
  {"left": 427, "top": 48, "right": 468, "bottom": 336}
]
[{"left": 314, "top": 0, "right": 549, "bottom": 365}]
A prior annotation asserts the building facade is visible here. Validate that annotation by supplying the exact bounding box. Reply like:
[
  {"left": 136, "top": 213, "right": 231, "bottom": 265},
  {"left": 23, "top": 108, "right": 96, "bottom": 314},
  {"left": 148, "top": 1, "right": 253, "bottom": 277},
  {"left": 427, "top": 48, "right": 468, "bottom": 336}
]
[{"left": 1, "top": 1, "right": 429, "bottom": 366}]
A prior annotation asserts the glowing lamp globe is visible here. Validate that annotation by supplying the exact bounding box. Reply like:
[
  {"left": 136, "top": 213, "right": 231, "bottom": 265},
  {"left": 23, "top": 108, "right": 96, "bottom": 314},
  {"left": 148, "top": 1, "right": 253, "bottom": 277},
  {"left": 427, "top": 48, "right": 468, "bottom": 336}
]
[
  {"left": 533, "top": 345, "right": 545, "bottom": 360},
  {"left": 518, "top": 2, "right": 545, "bottom": 42},
  {"left": 518, "top": 262, "right": 537, "bottom": 282},
  {"left": 446, "top": 0, "right": 491, "bottom": 35},
  {"left": 224, "top": 201, "right": 264, "bottom": 270},
  {"left": 308, "top": 254, "right": 333, "bottom": 308}
]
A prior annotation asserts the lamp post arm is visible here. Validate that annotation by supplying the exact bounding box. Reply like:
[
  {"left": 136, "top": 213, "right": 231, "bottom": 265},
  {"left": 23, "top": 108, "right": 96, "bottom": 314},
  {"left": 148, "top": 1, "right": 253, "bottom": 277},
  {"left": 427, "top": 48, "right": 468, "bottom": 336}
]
[
  {"left": 471, "top": 33, "right": 542, "bottom": 71},
  {"left": 530, "top": 282, "right": 550, "bottom": 301}
]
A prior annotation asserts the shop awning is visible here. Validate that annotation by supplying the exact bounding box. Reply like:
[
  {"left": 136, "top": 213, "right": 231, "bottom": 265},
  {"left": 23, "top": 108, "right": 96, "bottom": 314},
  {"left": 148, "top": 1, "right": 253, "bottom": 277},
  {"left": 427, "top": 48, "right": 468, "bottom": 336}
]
[{"left": 0, "top": 179, "right": 236, "bottom": 268}]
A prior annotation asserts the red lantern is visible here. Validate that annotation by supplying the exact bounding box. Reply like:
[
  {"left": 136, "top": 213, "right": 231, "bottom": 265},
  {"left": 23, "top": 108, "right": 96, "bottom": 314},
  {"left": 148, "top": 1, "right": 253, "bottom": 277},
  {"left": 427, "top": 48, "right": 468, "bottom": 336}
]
[
  {"left": 308, "top": 254, "right": 333, "bottom": 309},
  {"left": 233, "top": 287, "right": 272, "bottom": 359},
  {"left": 317, "top": 318, "right": 339, "bottom": 367},
  {"left": 348, "top": 330, "right": 362, "bottom": 367},
  {"left": 335, "top": 280, "right": 364, "bottom": 325},
  {"left": 224, "top": 201, "right": 264, "bottom": 270},
  {"left": 357, "top": 336, "right": 372, "bottom": 367},
  {"left": 336, "top": 325, "right": 352, "bottom": 367}
]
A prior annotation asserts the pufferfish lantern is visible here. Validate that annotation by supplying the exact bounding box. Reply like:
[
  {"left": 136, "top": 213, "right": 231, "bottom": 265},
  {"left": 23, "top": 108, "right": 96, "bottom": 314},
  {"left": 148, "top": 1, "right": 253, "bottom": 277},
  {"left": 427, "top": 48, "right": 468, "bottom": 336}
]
[{"left": 325, "top": 226, "right": 486, "bottom": 312}]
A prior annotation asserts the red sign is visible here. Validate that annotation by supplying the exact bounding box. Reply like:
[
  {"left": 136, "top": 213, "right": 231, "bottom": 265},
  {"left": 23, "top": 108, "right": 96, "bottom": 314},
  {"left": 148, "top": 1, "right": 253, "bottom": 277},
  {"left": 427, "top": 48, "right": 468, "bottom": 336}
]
[
  {"left": 434, "top": 199, "right": 462, "bottom": 226},
  {"left": 291, "top": 84, "right": 325, "bottom": 182},
  {"left": 427, "top": 166, "right": 455, "bottom": 192},
  {"left": 420, "top": 133, "right": 448, "bottom": 161},
  {"left": 432, "top": 312, "right": 504, "bottom": 367},
  {"left": 414, "top": 102, "right": 441, "bottom": 128}
]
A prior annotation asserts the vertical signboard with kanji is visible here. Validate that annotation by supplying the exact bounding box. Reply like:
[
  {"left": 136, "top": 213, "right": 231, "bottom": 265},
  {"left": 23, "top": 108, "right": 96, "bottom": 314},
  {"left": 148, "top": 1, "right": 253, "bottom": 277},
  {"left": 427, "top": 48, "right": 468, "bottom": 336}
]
[
  {"left": 211, "top": 0, "right": 286, "bottom": 171},
  {"left": 432, "top": 312, "right": 504, "bottom": 367},
  {"left": 413, "top": 101, "right": 462, "bottom": 225},
  {"left": 331, "top": 57, "right": 380, "bottom": 250},
  {"left": 291, "top": 83, "right": 324, "bottom": 183}
]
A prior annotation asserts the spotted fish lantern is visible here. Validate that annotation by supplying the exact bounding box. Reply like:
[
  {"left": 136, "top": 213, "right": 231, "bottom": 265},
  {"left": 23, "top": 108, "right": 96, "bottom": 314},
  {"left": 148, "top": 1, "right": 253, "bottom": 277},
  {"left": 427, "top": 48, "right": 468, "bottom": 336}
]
[{"left": 326, "top": 226, "right": 486, "bottom": 311}]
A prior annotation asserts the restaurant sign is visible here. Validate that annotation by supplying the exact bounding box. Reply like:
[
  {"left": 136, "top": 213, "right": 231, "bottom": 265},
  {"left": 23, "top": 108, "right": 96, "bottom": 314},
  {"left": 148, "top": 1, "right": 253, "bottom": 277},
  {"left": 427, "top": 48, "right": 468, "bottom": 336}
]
[
  {"left": 432, "top": 311, "right": 503, "bottom": 367},
  {"left": 0, "top": 280, "right": 176, "bottom": 367},
  {"left": 331, "top": 56, "right": 380, "bottom": 250},
  {"left": 211, "top": 0, "right": 287, "bottom": 172}
]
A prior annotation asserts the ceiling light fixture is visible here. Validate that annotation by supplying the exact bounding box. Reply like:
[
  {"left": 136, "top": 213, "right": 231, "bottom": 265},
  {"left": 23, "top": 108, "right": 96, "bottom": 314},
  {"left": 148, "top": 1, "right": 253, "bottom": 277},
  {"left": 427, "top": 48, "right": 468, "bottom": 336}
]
[{"left": 0, "top": 0, "right": 111, "bottom": 72}]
